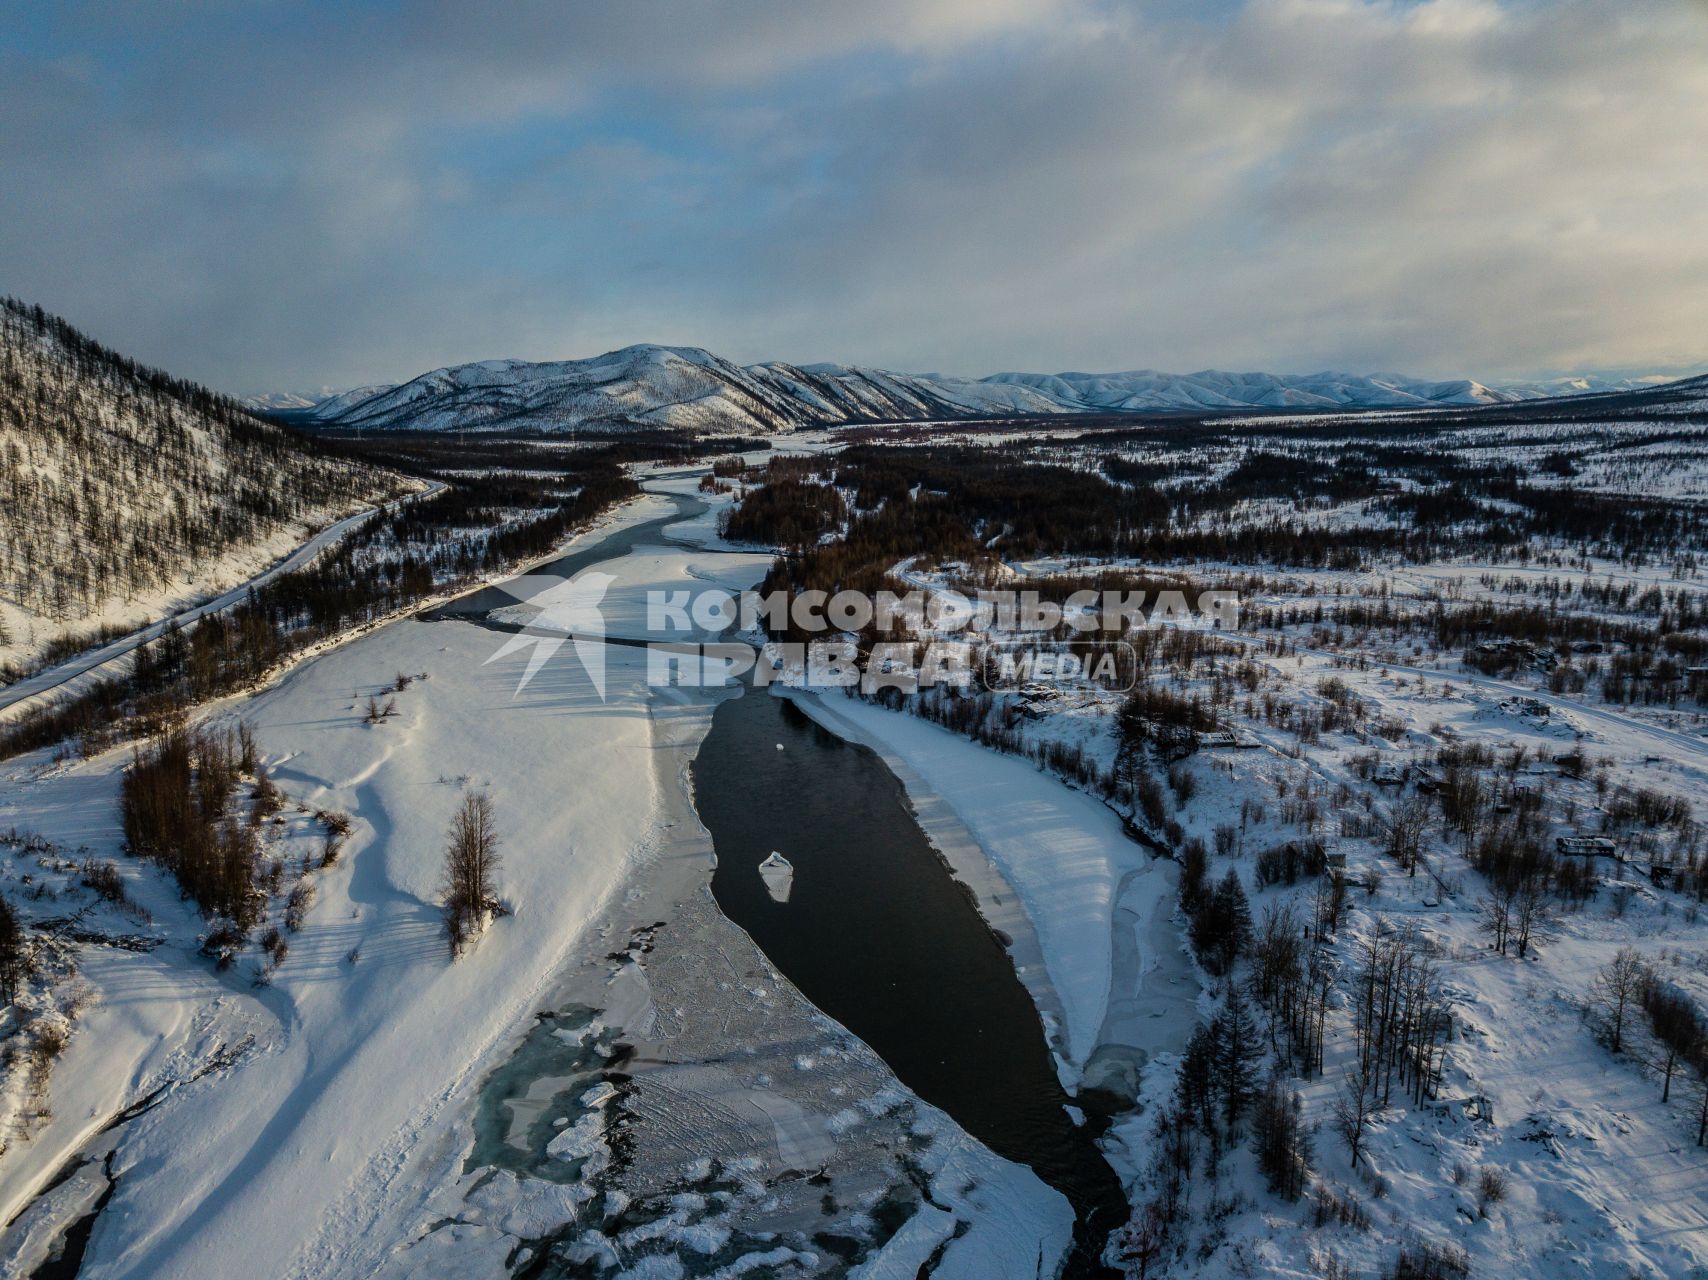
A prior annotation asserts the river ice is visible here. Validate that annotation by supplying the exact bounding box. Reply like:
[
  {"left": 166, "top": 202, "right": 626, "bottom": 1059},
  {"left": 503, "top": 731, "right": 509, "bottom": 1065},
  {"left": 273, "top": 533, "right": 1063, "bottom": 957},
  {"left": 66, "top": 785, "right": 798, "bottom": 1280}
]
[{"left": 0, "top": 481, "right": 1077, "bottom": 1278}]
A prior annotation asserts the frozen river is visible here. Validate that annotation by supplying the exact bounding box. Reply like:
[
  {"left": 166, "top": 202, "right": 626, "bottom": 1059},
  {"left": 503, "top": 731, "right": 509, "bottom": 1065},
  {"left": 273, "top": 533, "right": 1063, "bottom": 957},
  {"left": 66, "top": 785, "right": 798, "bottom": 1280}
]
[
  {"left": 694, "top": 679, "right": 1126, "bottom": 1274},
  {"left": 444, "top": 482, "right": 1127, "bottom": 1272}
]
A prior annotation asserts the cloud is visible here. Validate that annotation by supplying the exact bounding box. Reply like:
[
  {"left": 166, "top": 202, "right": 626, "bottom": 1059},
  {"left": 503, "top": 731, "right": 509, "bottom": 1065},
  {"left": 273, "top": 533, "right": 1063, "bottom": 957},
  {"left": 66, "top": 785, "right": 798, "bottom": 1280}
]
[
  {"left": 2, "top": 0, "right": 1705, "bottom": 392},
  {"left": 730, "top": 0, "right": 1708, "bottom": 378}
]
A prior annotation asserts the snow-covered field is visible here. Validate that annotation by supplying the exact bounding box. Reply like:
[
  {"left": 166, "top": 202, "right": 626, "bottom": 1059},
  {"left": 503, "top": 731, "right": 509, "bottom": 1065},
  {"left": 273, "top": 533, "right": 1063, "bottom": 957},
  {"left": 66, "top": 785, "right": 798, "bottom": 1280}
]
[
  {"left": 854, "top": 534, "right": 1708, "bottom": 1276},
  {"left": 7, "top": 406, "right": 1708, "bottom": 1280},
  {"left": 1125, "top": 639, "right": 1708, "bottom": 1279},
  {"left": 0, "top": 484, "right": 1097, "bottom": 1278},
  {"left": 1, "top": 608, "right": 676, "bottom": 1275}
]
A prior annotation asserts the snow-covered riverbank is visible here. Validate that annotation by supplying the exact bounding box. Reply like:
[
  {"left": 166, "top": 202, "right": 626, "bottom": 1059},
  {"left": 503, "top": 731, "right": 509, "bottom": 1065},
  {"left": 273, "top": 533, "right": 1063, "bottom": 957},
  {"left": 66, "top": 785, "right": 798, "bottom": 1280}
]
[
  {"left": 0, "top": 482, "right": 1090, "bottom": 1278},
  {"left": 782, "top": 690, "right": 1200, "bottom": 1167}
]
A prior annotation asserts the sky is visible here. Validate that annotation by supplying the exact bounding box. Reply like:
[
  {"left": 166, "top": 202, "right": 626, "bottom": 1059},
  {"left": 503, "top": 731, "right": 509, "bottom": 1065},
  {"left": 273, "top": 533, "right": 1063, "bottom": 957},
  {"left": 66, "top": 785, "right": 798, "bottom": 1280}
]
[{"left": 4, "top": 0, "right": 1708, "bottom": 396}]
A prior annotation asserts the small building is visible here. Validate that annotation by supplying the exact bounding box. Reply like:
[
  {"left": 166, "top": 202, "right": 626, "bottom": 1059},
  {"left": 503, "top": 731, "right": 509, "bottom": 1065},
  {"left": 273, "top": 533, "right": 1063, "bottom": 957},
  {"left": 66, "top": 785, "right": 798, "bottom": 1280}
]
[
  {"left": 1372, "top": 761, "right": 1406, "bottom": 785},
  {"left": 1425, "top": 1093, "right": 1494, "bottom": 1125},
  {"left": 1474, "top": 640, "right": 1557, "bottom": 672},
  {"left": 1556, "top": 835, "right": 1618, "bottom": 858}
]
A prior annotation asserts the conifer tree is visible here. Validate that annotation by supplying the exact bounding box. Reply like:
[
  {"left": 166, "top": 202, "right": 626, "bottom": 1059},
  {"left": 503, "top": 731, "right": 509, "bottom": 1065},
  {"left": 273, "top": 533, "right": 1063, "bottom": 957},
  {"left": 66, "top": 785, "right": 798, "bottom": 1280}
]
[
  {"left": 0, "top": 895, "right": 25, "bottom": 1004},
  {"left": 1213, "top": 986, "right": 1261, "bottom": 1133}
]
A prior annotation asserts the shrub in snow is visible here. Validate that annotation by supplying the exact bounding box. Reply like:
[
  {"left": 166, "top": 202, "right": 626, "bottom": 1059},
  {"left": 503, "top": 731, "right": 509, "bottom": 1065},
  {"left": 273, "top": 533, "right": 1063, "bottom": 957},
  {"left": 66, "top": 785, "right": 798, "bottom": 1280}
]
[
  {"left": 260, "top": 926, "right": 288, "bottom": 966},
  {"left": 1311, "top": 1184, "right": 1369, "bottom": 1232},
  {"left": 249, "top": 769, "right": 284, "bottom": 824},
  {"left": 284, "top": 880, "right": 315, "bottom": 932},
  {"left": 198, "top": 919, "right": 247, "bottom": 970},
  {"left": 1384, "top": 1241, "right": 1469, "bottom": 1280},
  {"left": 1475, "top": 1164, "right": 1507, "bottom": 1216}
]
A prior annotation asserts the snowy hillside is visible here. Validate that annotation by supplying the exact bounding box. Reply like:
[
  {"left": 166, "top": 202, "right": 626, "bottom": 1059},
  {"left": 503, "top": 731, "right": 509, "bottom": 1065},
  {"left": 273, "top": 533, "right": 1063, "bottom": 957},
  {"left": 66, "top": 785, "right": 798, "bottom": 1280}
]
[
  {"left": 0, "top": 300, "right": 403, "bottom": 675},
  {"left": 304, "top": 346, "right": 802, "bottom": 435},
  {"left": 979, "top": 368, "right": 1521, "bottom": 410},
  {"left": 1498, "top": 375, "right": 1672, "bottom": 397},
  {"left": 983, "top": 368, "right": 1701, "bottom": 410},
  {"left": 242, "top": 388, "right": 348, "bottom": 412},
  {"left": 299, "top": 345, "right": 1706, "bottom": 436},
  {"left": 743, "top": 360, "right": 1072, "bottom": 420},
  {"left": 300, "top": 351, "right": 1074, "bottom": 433}
]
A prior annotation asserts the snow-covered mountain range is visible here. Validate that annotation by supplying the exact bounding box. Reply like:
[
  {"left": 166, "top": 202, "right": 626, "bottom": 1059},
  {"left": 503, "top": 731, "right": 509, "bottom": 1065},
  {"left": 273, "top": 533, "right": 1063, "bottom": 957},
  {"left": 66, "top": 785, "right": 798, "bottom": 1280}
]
[
  {"left": 243, "top": 388, "right": 348, "bottom": 412},
  {"left": 281, "top": 345, "right": 1697, "bottom": 435}
]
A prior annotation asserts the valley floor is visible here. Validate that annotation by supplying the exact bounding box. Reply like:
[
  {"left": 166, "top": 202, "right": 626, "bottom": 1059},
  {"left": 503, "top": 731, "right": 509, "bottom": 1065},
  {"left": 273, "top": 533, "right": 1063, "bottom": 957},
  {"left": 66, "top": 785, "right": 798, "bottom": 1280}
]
[
  {"left": 854, "top": 546, "right": 1708, "bottom": 1279},
  {"left": 0, "top": 483, "right": 1124, "bottom": 1278},
  {"left": 5, "top": 455, "right": 1707, "bottom": 1280}
]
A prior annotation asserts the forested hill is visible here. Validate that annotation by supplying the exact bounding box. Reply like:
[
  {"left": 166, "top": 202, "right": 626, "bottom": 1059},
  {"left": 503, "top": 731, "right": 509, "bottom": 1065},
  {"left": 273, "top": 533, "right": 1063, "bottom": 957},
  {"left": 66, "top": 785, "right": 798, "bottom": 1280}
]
[{"left": 0, "top": 299, "right": 401, "bottom": 664}]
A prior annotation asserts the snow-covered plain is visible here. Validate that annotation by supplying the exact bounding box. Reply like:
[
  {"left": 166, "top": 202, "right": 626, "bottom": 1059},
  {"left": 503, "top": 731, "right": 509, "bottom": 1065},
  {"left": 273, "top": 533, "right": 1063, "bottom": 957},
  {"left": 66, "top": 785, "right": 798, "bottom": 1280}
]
[
  {"left": 869, "top": 545, "right": 1708, "bottom": 1277},
  {"left": 2, "top": 610, "right": 675, "bottom": 1275},
  {"left": 0, "top": 484, "right": 1093, "bottom": 1278},
  {"left": 1153, "top": 661, "right": 1708, "bottom": 1280},
  {"left": 9, "top": 396, "right": 1708, "bottom": 1280},
  {"left": 736, "top": 405, "right": 1708, "bottom": 1277}
]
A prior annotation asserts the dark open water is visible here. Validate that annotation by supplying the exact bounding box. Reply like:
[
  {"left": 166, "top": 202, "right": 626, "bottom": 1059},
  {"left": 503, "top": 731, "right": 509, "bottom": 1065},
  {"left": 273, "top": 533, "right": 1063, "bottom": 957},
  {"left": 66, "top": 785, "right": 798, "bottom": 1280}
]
[{"left": 693, "top": 684, "right": 1125, "bottom": 1277}]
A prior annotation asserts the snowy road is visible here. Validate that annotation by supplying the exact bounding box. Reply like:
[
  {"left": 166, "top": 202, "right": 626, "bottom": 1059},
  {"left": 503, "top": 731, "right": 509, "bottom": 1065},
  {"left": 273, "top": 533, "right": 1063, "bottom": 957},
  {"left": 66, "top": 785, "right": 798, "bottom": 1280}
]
[{"left": 0, "top": 482, "right": 439, "bottom": 720}]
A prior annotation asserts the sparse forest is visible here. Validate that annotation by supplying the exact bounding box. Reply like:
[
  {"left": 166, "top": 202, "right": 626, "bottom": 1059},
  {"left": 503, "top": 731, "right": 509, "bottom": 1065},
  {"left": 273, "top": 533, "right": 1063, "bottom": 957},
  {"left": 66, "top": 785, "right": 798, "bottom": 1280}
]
[
  {"left": 0, "top": 299, "right": 400, "bottom": 661},
  {"left": 0, "top": 444, "right": 642, "bottom": 760},
  {"left": 704, "top": 396, "right": 1708, "bottom": 1277}
]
